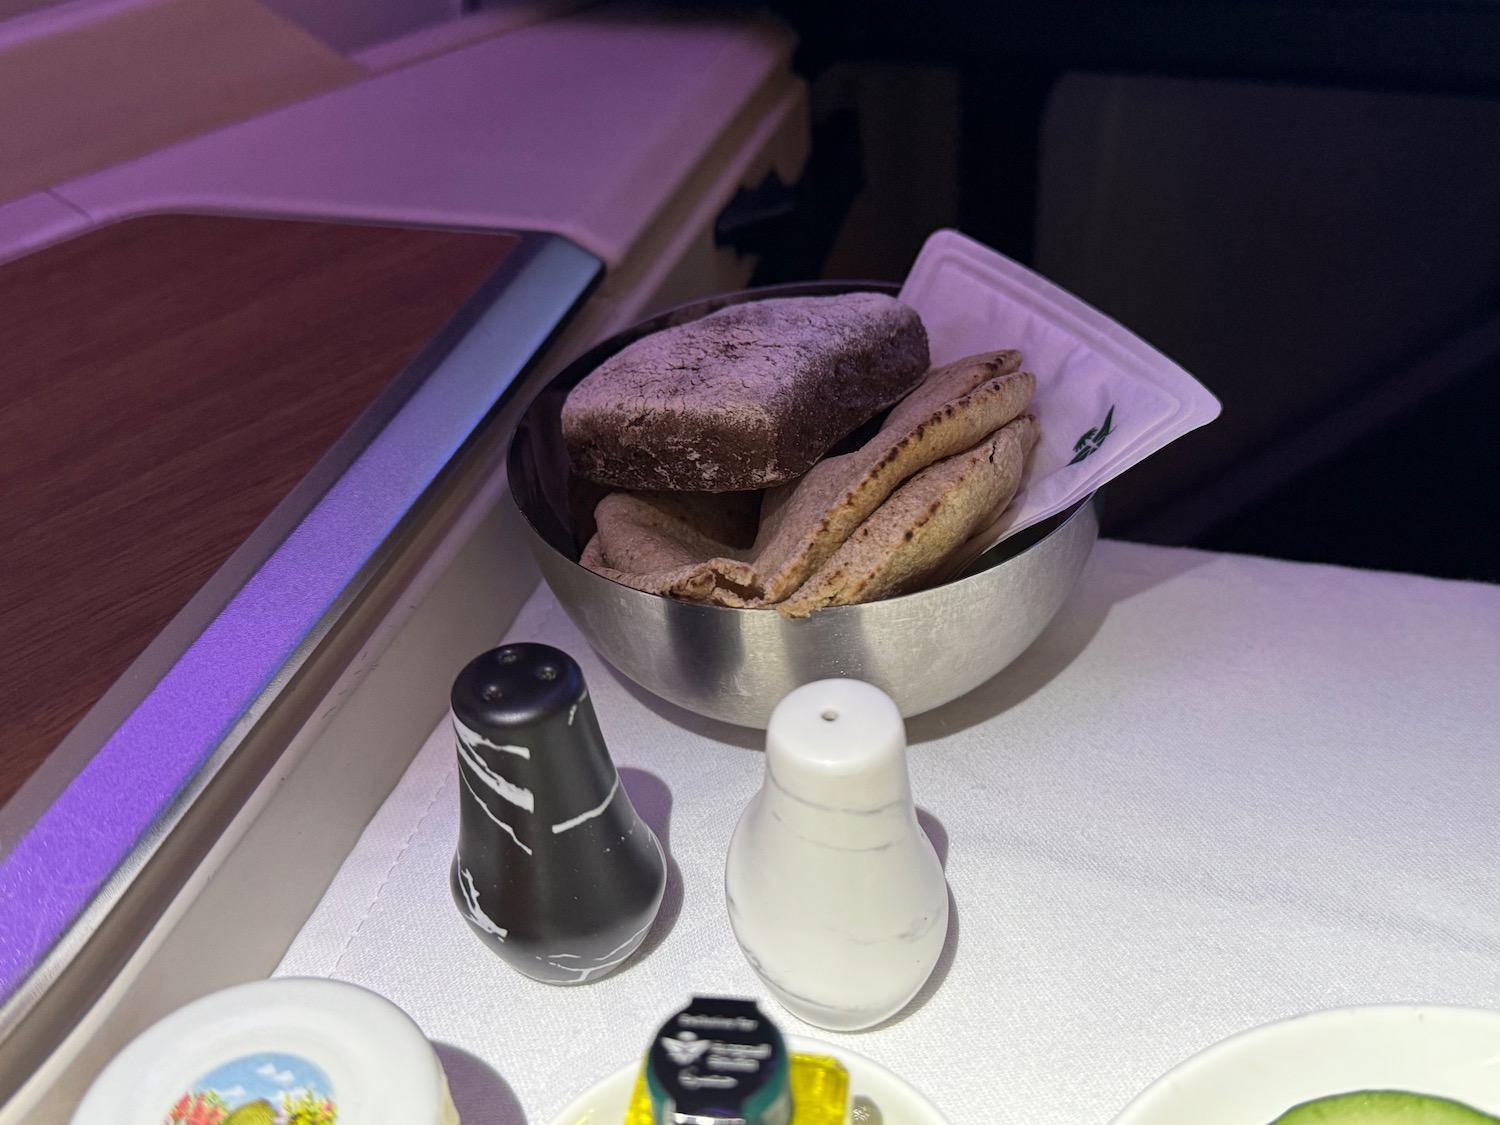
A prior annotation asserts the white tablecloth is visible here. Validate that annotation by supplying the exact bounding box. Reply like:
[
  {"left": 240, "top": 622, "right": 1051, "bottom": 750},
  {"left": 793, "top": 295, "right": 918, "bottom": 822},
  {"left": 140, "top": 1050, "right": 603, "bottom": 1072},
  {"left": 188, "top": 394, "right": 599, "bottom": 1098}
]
[{"left": 277, "top": 539, "right": 1500, "bottom": 1125}]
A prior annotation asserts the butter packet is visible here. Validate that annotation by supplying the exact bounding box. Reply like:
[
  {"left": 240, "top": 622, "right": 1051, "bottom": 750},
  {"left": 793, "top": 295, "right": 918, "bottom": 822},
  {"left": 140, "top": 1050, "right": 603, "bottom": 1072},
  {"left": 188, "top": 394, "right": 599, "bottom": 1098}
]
[
  {"left": 626, "top": 1053, "right": 849, "bottom": 1125},
  {"left": 626, "top": 996, "right": 848, "bottom": 1125},
  {"left": 898, "top": 229, "right": 1222, "bottom": 565}
]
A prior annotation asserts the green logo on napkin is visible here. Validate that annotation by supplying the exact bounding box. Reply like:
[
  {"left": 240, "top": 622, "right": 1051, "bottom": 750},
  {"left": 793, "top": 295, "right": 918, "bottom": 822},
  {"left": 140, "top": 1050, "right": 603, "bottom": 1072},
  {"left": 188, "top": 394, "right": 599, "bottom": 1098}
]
[{"left": 1070, "top": 406, "right": 1115, "bottom": 464}]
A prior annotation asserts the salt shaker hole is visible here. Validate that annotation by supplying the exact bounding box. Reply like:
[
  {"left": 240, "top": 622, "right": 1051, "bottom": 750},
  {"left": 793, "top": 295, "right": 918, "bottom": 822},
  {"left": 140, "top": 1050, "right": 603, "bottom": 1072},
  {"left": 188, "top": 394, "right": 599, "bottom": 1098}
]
[
  {"left": 481, "top": 684, "right": 503, "bottom": 702},
  {"left": 821, "top": 708, "right": 839, "bottom": 722},
  {"left": 536, "top": 664, "right": 559, "bottom": 682},
  {"left": 498, "top": 650, "right": 519, "bottom": 665}
]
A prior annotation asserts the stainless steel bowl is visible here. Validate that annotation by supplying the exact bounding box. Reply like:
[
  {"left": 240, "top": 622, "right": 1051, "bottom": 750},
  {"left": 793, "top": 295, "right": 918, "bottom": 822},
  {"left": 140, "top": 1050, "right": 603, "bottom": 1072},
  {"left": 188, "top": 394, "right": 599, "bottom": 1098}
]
[{"left": 507, "top": 282, "right": 1098, "bottom": 727}]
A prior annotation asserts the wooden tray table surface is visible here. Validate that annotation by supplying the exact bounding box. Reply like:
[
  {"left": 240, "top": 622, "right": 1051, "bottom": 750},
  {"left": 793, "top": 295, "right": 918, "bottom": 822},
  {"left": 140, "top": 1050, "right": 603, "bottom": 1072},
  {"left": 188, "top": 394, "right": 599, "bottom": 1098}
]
[{"left": 0, "top": 214, "right": 520, "bottom": 808}]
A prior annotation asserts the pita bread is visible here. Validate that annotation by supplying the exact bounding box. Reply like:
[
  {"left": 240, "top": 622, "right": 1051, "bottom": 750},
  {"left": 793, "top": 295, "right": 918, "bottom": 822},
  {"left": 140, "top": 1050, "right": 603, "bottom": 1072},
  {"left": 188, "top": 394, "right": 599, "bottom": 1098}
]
[
  {"left": 776, "top": 414, "right": 1039, "bottom": 618},
  {"left": 580, "top": 490, "right": 757, "bottom": 599},
  {"left": 751, "top": 351, "right": 1032, "bottom": 601}
]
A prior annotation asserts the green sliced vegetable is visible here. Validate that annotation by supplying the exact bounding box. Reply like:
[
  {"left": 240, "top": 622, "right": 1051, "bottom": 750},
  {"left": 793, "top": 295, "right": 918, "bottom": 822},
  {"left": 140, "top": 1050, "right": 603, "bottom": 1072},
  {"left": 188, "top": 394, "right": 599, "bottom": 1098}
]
[{"left": 1272, "top": 1091, "right": 1500, "bottom": 1125}]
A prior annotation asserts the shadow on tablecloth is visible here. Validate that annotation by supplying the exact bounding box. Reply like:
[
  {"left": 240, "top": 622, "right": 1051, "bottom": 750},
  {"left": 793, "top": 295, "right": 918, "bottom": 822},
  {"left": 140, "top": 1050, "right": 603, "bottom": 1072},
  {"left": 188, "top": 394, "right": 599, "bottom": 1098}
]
[
  {"left": 618, "top": 766, "right": 683, "bottom": 965},
  {"left": 435, "top": 1040, "right": 528, "bottom": 1125}
]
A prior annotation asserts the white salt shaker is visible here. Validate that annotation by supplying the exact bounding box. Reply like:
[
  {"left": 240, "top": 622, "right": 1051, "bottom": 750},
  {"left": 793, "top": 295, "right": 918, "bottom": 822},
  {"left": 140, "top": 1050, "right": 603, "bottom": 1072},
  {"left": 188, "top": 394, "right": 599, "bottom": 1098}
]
[{"left": 725, "top": 679, "right": 949, "bottom": 1031}]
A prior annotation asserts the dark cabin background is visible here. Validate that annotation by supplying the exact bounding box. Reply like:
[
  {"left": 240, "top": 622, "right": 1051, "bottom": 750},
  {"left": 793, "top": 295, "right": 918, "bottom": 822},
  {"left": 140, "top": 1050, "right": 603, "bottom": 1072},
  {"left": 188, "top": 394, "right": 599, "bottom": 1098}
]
[{"left": 739, "top": 0, "right": 1500, "bottom": 583}]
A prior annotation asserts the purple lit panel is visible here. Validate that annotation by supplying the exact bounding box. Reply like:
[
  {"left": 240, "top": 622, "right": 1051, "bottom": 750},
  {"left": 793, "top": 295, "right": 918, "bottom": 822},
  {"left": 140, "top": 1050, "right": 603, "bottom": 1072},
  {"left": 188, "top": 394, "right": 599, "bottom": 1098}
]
[
  {"left": 0, "top": 464, "right": 407, "bottom": 990},
  {"left": 0, "top": 235, "right": 600, "bottom": 997}
]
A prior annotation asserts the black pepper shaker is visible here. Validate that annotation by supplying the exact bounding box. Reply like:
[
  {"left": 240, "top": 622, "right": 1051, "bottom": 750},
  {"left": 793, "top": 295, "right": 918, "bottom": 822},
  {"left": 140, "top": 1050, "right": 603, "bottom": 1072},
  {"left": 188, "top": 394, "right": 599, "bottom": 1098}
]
[{"left": 449, "top": 642, "right": 666, "bottom": 984}]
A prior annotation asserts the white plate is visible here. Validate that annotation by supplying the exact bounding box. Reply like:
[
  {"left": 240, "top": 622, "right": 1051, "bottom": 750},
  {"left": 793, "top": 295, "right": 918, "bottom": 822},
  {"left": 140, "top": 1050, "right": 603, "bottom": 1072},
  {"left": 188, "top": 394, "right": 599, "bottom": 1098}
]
[
  {"left": 1112, "top": 1005, "right": 1500, "bottom": 1125},
  {"left": 547, "top": 1034, "right": 949, "bottom": 1125},
  {"left": 72, "top": 978, "right": 453, "bottom": 1125}
]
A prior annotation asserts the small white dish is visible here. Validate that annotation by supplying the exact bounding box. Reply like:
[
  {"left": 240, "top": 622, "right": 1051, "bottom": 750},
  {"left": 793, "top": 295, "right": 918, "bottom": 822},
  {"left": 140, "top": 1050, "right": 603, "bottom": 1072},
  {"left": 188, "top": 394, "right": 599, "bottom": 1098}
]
[
  {"left": 1112, "top": 1004, "right": 1500, "bottom": 1125},
  {"left": 547, "top": 1033, "right": 949, "bottom": 1125},
  {"left": 72, "top": 977, "right": 455, "bottom": 1125}
]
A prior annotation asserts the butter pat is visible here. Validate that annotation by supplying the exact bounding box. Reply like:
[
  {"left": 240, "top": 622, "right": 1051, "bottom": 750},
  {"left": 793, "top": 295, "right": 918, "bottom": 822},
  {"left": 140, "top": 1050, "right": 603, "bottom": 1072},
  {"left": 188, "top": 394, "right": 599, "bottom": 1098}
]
[{"left": 628, "top": 997, "right": 848, "bottom": 1125}]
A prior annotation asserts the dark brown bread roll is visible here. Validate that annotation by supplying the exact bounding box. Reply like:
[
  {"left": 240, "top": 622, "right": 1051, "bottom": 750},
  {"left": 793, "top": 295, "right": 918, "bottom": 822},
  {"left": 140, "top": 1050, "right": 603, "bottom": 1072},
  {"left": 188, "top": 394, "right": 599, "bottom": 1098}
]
[{"left": 561, "top": 293, "right": 930, "bottom": 493}]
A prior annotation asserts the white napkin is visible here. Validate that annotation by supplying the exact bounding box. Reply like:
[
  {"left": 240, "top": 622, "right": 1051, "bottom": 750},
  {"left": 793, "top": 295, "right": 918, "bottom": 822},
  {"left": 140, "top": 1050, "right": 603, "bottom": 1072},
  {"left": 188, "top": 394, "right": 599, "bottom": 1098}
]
[{"left": 899, "top": 230, "right": 1221, "bottom": 545}]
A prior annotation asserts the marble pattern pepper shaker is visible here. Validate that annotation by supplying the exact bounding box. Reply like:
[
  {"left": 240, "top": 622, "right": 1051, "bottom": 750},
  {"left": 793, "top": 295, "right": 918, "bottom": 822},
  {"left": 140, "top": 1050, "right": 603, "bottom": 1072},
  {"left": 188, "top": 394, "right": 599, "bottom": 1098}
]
[
  {"left": 725, "top": 679, "right": 949, "bottom": 1030},
  {"left": 450, "top": 642, "right": 665, "bottom": 984}
]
